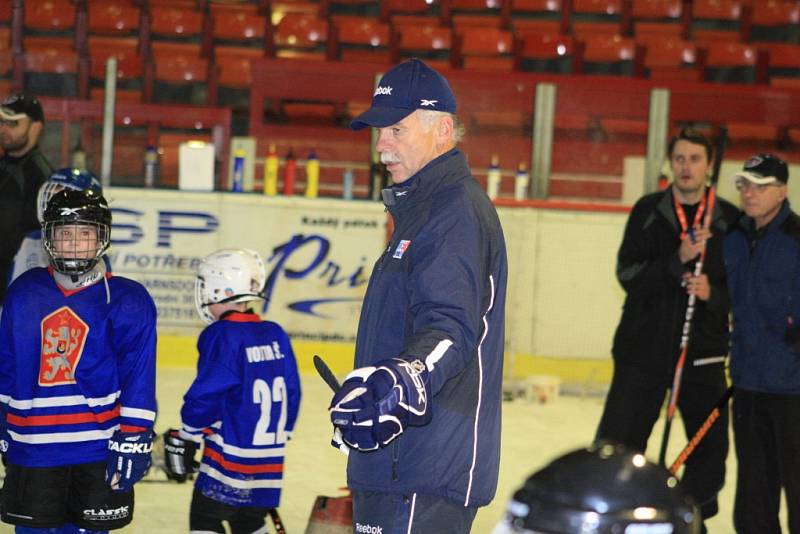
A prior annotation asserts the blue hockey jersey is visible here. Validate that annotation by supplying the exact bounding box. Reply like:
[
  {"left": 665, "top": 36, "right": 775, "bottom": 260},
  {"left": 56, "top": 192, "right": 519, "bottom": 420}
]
[
  {"left": 180, "top": 311, "right": 301, "bottom": 508},
  {"left": 0, "top": 267, "right": 157, "bottom": 467}
]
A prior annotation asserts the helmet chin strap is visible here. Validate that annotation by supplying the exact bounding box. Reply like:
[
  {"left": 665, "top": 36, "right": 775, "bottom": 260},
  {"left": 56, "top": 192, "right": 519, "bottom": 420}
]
[{"left": 53, "top": 261, "right": 106, "bottom": 291}]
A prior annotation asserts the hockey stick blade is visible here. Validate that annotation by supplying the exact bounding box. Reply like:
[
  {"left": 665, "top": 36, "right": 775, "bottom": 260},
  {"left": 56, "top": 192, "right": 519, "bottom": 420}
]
[{"left": 314, "top": 354, "right": 341, "bottom": 393}]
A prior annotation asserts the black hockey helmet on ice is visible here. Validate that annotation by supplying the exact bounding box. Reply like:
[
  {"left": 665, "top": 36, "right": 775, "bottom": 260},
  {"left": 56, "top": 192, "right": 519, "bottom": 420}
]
[
  {"left": 492, "top": 441, "right": 700, "bottom": 534},
  {"left": 42, "top": 188, "right": 112, "bottom": 275}
]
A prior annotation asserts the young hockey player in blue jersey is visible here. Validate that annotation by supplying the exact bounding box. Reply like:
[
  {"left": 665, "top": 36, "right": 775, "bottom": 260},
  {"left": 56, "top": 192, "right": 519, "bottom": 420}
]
[
  {"left": 0, "top": 188, "right": 158, "bottom": 533},
  {"left": 162, "top": 248, "right": 301, "bottom": 534},
  {"left": 8, "top": 167, "right": 104, "bottom": 287}
]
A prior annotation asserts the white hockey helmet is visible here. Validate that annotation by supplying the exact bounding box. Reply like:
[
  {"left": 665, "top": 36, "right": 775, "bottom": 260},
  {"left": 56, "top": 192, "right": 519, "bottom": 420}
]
[{"left": 194, "top": 248, "right": 267, "bottom": 324}]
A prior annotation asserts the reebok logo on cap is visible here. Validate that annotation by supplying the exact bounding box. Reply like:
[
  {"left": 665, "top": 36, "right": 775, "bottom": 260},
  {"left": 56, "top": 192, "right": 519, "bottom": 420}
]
[{"left": 374, "top": 86, "right": 393, "bottom": 96}]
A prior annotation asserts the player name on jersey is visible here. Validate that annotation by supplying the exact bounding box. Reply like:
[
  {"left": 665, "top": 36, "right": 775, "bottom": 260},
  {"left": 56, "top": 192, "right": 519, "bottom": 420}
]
[{"left": 245, "top": 342, "right": 285, "bottom": 363}]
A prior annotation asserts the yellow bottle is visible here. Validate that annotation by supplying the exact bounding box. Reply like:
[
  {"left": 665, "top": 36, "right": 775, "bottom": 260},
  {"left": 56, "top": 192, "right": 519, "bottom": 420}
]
[
  {"left": 305, "top": 150, "right": 319, "bottom": 198},
  {"left": 264, "top": 143, "right": 278, "bottom": 196}
]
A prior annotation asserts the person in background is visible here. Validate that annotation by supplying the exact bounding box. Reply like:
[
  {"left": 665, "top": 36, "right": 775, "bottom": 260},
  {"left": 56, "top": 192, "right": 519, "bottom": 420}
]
[
  {"left": 595, "top": 128, "right": 740, "bottom": 530},
  {"left": 723, "top": 154, "right": 800, "bottom": 533},
  {"left": 163, "top": 248, "right": 301, "bottom": 534},
  {"left": 0, "top": 93, "right": 53, "bottom": 306},
  {"left": 327, "top": 58, "right": 508, "bottom": 533}
]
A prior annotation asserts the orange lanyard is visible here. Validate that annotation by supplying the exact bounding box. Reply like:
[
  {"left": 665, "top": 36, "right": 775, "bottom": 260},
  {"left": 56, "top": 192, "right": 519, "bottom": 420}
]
[{"left": 672, "top": 188, "right": 706, "bottom": 240}]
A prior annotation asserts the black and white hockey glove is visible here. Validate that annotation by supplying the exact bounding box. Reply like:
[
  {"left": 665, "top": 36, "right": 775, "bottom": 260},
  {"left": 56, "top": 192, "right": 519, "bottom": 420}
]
[
  {"left": 105, "top": 430, "right": 154, "bottom": 492},
  {"left": 162, "top": 428, "right": 199, "bottom": 482},
  {"left": 329, "top": 358, "right": 431, "bottom": 451}
]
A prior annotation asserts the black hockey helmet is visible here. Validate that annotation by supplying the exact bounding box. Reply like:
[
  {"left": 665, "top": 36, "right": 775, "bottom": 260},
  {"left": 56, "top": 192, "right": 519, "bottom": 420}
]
[
  {"left": 42, "top": 188, "right": 112, "bottom": 275},
  {"left": 492, "top": 441, "right": 700, "bottom": 534}
]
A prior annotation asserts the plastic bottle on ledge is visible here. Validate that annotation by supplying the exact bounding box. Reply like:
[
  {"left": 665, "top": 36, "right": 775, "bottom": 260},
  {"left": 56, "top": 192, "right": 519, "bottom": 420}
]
[
  {"left": 71, "top": 142, "right": 87, "bottom": 171},
  {"left": 232, "top": 149, "right": 245, "bottom": 192},
  {"left": 305, "top": 150, "right": 319, "bottom": 198},
  {"left": 144, "top": 145, "right": 159, "bottom": 188},
  {"left": 342, "top": 168, "right": 354, "bottom": 200},
  {"left": 264, "top": 143, "right": 278, "bottom": 196},
  {"left": 486, "top": 154, "right": 501, "bottom": 200},
  {"left": 283, "top": 148, "right": 296, "bottom": 196},
  {"left": 514, "top": 162, "right": 529, "bottom": 201}
]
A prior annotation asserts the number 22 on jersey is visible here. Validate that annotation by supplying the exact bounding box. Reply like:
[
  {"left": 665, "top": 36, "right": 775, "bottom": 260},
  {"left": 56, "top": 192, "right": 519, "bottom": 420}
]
[{"left": 252, "top": 377, "right": 288, "bottom": 445}]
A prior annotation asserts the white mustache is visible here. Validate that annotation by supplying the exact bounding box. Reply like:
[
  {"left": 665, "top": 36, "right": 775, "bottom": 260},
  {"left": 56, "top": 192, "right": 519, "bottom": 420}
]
[{"left": 380, "top": 153, "right": 400, "bottom": 165}]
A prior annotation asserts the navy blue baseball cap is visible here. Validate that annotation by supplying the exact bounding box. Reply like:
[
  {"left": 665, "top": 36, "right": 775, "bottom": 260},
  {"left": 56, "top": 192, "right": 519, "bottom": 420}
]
[{"left": 350, "top": 58, "right": 457, "bottom": 131}]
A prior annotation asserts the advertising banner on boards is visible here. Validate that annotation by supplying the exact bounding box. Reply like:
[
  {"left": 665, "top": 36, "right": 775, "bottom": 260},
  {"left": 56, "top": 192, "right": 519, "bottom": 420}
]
[{"left": 106, "top": 189, "right": 387, "bottom": 342}]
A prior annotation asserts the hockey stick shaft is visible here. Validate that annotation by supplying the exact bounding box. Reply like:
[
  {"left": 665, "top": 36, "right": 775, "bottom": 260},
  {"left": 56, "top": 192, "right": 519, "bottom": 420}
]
[
  {"left": 669, "top": 386, "right": 734, "bottom": 474},
  {"left": 314, "top": 354, "right": 341, "bottom": 393},
  {"left": 268, "top": 508, "right": 287, "bottom": 534},
  {"left": 658, "top": 126, "right": 728, "bottom": 466}
]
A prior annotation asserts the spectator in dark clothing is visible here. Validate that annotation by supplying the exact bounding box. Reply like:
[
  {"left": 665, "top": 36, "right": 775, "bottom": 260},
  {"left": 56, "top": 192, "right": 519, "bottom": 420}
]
[
  {"left": 595, "top": 128, "right": 740, "bottom": 530},
  {"left": 0, "top": 93, "right": 53, "bottom": 306}
]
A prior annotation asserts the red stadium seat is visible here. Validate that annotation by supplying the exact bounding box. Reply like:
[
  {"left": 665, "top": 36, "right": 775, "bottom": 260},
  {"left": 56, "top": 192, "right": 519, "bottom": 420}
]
[
  {"left": 215, "top": 45, "right": 264, "bottom": 89},
  {"left": 505, "top": 0, "right": 563, "bottom": 30},
  {"left": 150, "top": 4, "right": 206, "bottom": 43},
  {"left": 761, "top": 43, "right": 800, "bottom": 87},
  {"left": 210, "top": 3, "right": 268, "bottom": 48},
  {"left": 394, "top": 24, "right": 453, "bottom": 70},
  {"left": 88, "top": 36, "right": 144, "bottom": 101},
  {"left": 443, "top": 0, "right": 504, "bottom": 28},
  {"left": 23, "top": 37, "right": 80, "bottom": 97},
  {"left": 580, "top": 34, "right": 642, "bottom": 76},
  {"left": 88, "top": 0, "right": 141, "bottom": 37},
  {"left": 702, "top": 41, "right": 760, "bottom": 84},
  {"left": 516, "top": 32, "right": 578, "bottom": 74},
  {"left": 690, "top": 0, "right": 746, "bottom": 44},
  {"left": 272, "top": 13, "right": 329, "bottom": 60},
  {"left": 750, "top": 1, "right": 800, "bottom": 43},
  {"left": 631, "top": 0, "right": 686, "bottom": 38},
  {"left": 454, "top": 26, "right": 515, "bottom": 71},
  {"left": 571, "top": 0, "right": 626, "bottom": 37},
  {"left": 25, "top": 0, "right": 75, "bottom": 34},
  {"left": 379, "top": 0, "right": 439, "bottom": 23},
  {"left": 637, "top": 35, "right": 700, "bottom": 81},
  {"left": 151, "top": 41, "right": 213, "bottom": 105},
  {"left": 329, "top": 15, "right": 391, "bottom": 64}
]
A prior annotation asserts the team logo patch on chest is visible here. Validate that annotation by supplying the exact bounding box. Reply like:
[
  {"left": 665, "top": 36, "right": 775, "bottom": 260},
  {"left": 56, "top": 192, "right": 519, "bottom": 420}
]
[
  {"left": 39, "top": 306, "right": 89, "bottom": 386},
  {"left": 393, "top": 240, "right": 411, "bottom": 259}
]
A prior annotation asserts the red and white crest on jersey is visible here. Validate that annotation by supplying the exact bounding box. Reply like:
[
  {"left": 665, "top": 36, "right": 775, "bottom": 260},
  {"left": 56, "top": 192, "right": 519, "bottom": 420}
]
[{"left": 39, "top": 306, "right": 89, "bottom": 386}]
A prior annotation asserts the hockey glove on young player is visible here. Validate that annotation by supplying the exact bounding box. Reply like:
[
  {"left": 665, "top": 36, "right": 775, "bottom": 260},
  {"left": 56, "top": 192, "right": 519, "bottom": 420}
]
[
  {"left": 162, "top": 428, "right": 199, "bottom": 482},
  {"left": 329, "top": 358, "right": 431, "bottom": 451},
  {"left": 106, "top": 430, "right": 154, "bottom": 491}
]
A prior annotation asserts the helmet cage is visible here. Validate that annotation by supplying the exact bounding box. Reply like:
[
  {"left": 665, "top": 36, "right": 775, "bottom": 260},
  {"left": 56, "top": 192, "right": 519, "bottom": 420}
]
[
  {"left": 194, "top": 249, "right": 267, "bottom": 324},
  {"left": 43, "top": 219, "right": 110, "bottom": 275}
]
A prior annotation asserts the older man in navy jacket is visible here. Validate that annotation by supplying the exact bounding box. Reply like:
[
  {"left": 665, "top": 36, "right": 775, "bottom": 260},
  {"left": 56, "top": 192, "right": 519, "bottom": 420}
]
[
  {"left": 329, "top": 58, "right": 508, "bottom": 534},
  {"left": 724, "top": 154, "right": 800, "bottom": 533}
]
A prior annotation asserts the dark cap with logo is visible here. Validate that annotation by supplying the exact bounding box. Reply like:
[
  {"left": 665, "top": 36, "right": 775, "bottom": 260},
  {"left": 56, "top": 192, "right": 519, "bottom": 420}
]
[
  {"left": 734, "top": 154, "right": 788, "bottom": 185},
  {"left": 0, "top": 93, "right": 45, "bottom": 123},
  {"left": 350, "top": 58, "right": 457, "bottom": 131}
]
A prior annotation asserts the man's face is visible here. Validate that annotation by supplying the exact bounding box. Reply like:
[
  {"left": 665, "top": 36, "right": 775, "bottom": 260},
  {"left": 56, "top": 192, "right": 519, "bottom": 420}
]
[
  {"left": 670, "top": 139, "right": 710, "bottom": 197},
  {"left": 737, "top": 178, "right": 787, "bottom": 227},
  {"left": 0, "top": 116, "right": 34, "bottom": 153},
  {"left": 375, "top": 111, "right": 441, "bottom": 184},
  {"left": 52, "top": 224, "right": 98, "bottom": 260}
]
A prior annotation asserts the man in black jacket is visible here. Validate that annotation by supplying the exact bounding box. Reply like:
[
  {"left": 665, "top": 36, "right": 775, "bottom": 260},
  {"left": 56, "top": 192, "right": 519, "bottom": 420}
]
[
  {"left": 0, "top": 93, "right": 53, "bottom": 306},
  {"left": 595, "top": 128, "right": 739, "bottom": 529}
]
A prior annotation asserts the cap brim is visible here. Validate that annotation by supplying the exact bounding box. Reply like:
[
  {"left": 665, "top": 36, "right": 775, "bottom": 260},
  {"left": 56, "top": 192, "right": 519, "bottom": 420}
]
[
  {"left": 0, "top": 107, "right": 27, "bottom": 121},
  {"left": 733, "top": 171, "right": 779, "bottom": 185},
  {"left": 349, "top": 106, "right": 414, "bottom": 131}
]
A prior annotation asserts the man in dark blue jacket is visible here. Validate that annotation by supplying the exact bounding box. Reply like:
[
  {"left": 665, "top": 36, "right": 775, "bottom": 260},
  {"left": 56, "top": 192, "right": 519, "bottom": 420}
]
[
  {"left": 723, "top": 154, "right": 800, "bottom": 533},
  {"left": 329, "top": 58, "right": 508, "bottom": 533}
]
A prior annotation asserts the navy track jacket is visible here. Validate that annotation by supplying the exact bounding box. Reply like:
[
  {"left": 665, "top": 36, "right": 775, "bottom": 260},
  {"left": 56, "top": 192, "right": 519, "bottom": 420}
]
[{"left": 347, "top": 148, "right": 508, "bottom": 508}]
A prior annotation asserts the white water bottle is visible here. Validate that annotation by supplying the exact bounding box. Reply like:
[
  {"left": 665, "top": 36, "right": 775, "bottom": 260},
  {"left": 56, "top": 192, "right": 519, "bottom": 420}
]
[
  {"left": 514, "top": 162, "right": 529, "bottom": 201},
  {"left": 486, "top": 154, "right": 501, "bottom": 200}
]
